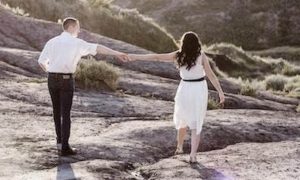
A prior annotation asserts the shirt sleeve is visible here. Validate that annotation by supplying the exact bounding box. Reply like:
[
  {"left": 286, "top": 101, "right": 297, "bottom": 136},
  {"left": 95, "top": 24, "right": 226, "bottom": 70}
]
[
  {"left": 38, "top": 41, "right": 52, "bottom": 71},
  {"left": 78, "top": 39, "right": 98, "bottom": 56}
]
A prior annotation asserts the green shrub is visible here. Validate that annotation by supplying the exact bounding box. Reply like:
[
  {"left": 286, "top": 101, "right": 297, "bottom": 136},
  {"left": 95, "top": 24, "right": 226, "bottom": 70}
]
[
  {"left": 269, "top": 59, "right": 286, "bottom": 74},
  {"left": 287, "top": 89, "right": 300, "bottom": 98},
  {"left": 250, "top": 79, "right": 265, "bottom": 91},
  {"left": 265, "top": 74, "right": 288, "bottom": 91},
  {"left": 240, "top": 80, "right": 256, "bottom": 97},
  {"left": 227, "top": 77, "right": 257, "bottom": 97},
  {"left": 207, "top": 97, "right": 220, "bottom": 110},
  {"left": 284, "top": 75, "right": 300, "bottom": 98},
  {"left": 281, "top": 63, "right": 300, "bottom": 76},
  {"left": 284, "top": 75, "right": 300, "bottom": 92},
  {"left": 75, "top": 58, "right": 119, "bottom": 91}
]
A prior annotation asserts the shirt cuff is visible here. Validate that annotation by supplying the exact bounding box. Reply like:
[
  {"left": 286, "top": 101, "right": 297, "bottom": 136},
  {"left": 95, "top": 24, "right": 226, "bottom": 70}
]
[{"left": 90, "top": 43, "right": 98, "bottom": 56}]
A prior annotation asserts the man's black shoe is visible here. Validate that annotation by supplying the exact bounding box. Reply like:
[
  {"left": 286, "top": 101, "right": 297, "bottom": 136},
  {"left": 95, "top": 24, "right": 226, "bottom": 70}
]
[{"left": 60, "top": 147, "right": 77, "bottom": 156}]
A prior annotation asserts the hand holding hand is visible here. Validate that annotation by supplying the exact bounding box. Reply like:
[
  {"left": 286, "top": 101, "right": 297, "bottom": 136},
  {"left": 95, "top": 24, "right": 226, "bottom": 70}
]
[{"left": 116, "top": 53, "right": 131, "bottom": 62}]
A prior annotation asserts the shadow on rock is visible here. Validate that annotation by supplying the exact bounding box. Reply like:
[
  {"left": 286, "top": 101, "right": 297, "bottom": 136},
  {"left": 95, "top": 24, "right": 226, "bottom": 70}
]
[
  {"left": 56, "top": 161, "right": 77, "bottom": 180},
  {"left": 190, "top": 163, "right": 229, "bottom": 180}
]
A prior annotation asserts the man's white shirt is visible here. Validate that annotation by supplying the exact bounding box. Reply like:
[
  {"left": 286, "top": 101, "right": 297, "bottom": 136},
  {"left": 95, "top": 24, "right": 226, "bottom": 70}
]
[{"left": 38, "top": 32, "right": 98, "bottom": 73}]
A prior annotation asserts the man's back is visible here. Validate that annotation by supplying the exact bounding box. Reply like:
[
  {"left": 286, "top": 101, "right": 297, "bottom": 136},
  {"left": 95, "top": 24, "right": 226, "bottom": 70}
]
[{"left": 38, "top": 32, "right": 97, "bottom": 74}]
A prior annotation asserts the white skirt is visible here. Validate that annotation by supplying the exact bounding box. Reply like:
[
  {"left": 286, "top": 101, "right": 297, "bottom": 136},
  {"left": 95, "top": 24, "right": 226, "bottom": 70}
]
[{"left": 173, "top": 80, "right": 208, "bottom": 135}]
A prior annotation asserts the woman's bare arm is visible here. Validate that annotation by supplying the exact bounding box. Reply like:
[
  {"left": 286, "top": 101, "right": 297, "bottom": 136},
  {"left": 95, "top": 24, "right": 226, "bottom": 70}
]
[
  {"left": 202, "top": 53, "right": 225, "bottom": 104},
  {"left": 128, "top": 51, "right": 178, "bottom": 62}
]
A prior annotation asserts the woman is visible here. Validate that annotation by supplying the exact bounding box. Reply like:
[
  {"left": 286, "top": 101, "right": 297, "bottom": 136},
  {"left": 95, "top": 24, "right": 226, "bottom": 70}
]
[{"left": 129, "top": 32, "right": 225, "bottom": 163}]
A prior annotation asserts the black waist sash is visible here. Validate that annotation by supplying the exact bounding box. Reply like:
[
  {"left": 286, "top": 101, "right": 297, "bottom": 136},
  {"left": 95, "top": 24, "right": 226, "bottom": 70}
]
[{"left": 182, "top": 76, "right": 206, "bottom": 82}]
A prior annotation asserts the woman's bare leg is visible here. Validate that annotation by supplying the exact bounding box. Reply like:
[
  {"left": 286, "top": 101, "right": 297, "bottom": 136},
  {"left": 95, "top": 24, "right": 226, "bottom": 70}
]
[
  {"left": 190, "top": 129, "right": 201, "bottom": 159},
  {"left": 176, "top": 127, "right": 187, "bottom": 152}
]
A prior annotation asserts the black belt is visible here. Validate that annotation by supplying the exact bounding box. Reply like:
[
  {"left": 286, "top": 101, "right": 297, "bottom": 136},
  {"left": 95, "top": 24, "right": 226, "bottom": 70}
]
[
  {"left": 48, "top": 72, "right": 73, "bottom": 79},
  {"left": 182, "top": 76, "right": 206, "bottom": 82}
]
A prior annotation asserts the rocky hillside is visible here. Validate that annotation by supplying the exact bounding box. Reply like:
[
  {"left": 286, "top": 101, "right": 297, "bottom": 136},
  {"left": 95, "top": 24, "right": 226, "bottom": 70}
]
[
  {"left": 250, "top": 46, "right": 300, "bottom": 65},
  {"left": 113, "top": 0, "right": 300, "bottom": 50},
  {"left": 0, "top": 4, "right": 299, "bottom": 180},
  {"left": 1, "top": 0, "right": 177, "bottom": 52}
]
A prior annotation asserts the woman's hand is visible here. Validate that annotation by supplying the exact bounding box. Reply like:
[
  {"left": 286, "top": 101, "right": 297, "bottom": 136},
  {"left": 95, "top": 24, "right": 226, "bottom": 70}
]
[
  {"left": 218, "top": 92, "right": 225, "bottom": 108},
  {"left": 128, "top": 54, "right": 137, "bottom": 61}
]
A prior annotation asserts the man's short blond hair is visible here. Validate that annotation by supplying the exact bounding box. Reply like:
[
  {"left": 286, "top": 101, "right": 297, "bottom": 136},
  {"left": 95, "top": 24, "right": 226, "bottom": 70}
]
[{"left": 62, "top": 17, "right": 79, "bottom": 30}]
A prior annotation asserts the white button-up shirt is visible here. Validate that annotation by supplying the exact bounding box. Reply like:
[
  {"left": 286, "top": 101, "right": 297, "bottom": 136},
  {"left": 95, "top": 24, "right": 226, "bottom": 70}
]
[{"left": 38, "top": 32, "right": 98, "bottom": 73}]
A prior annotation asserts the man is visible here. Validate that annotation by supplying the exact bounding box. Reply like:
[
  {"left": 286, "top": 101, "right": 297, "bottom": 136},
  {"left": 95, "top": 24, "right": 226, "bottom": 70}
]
[{"left": 38, "top": 17, "right": 129, "bottom": 156}]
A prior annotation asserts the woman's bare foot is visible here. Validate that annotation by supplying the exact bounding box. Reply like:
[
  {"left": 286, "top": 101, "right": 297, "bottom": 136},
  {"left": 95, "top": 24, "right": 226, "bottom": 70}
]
[
  {"left": 189, "top": 155, "right": 197, "bottom": 163},
  {"left": 174, "top": 147, "right": 184, "bottom": 155}
]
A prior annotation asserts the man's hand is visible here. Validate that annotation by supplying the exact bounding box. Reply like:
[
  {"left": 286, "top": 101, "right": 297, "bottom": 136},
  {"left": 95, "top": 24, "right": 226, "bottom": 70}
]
[
  {"left": 96, "top": 45, "right": 131, "bottom": 62},
  {"left": 116, "top": 53, "right": 131, "bottom": 62}
]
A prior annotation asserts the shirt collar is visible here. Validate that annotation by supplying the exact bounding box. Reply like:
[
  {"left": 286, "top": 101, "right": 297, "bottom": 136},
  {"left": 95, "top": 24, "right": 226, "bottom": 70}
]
[{"left": 61, "top": 31, "right": 73, "bottom": 37}]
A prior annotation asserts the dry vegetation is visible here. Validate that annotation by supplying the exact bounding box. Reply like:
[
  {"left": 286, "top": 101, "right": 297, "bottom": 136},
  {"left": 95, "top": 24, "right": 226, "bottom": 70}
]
[
  {"left": 1, "top": 0, "right": 298, "bottom": 100},
  {"left": 75, "top": 57, "right": 119, "bottom": 91},
  {"left": 2, "top": 0, "right": 177, "bottom": 52},
  {"left": 207, "top": 43, "right": 300, "bottom": 98},
  {"left": 207, "top": 97, "right": 220, "bottom": 110},
  {"left": 113, "top": 0, "right": 300, "bottom": 50},
  {"left": 207, "top": 43, "right": 300, "bottom": 79},
  {"left": 0, "top": 4, "right": 299, "bottom": 179},
  {"left": 250, "top": 46, "right": 300, "bottom": 65}
]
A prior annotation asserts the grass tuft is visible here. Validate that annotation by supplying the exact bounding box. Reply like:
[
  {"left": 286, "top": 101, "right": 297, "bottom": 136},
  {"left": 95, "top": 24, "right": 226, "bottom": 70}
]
[
  {"left": 240, "top": 80, "right": 256, "bottom": 97},
  {"left": 75, "top": 57, "right": 119, "bottom": 91},
  {"left": 207, "top": 97, "right": 220, "bottom": 110},
  {"left": 264, "top": 74, "right": 288, "bottom": 91}
]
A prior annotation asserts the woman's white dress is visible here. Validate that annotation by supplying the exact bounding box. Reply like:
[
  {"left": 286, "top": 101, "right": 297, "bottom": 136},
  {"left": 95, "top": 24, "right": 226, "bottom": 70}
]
[{"left": 173, "top": 52, "right": 208, "bottom": 135}]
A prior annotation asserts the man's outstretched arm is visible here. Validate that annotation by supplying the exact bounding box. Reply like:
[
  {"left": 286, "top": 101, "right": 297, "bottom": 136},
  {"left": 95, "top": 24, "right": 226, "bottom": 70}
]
[{"left": 96, "top": 44, "right": 130, "bottom": 62}]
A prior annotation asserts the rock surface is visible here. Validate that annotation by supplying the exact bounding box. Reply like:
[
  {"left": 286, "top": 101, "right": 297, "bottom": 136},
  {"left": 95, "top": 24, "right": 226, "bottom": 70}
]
[
  {"left": 0, "top": 4, "right": 299, "bottom": 180},
  {"left": 0, "top": 46, "right": 297, "bottom": 112},
  {"left": 0, "top": 95, "right": 299, "bottom": 179},
  {"left": 139, "top": 140, "right": 300, "bottom": 180}
]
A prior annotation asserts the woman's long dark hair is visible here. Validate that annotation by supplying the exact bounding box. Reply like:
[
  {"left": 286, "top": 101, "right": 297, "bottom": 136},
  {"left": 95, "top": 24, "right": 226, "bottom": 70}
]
[{"left": 176, "top": 32, "right": 202, "bottom": 70}]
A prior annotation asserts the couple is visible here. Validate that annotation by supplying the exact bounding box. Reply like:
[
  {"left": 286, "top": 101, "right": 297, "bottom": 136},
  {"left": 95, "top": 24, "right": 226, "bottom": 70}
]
[{"left": 38, "top": 17, "right": 225, "bottom": 163}]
